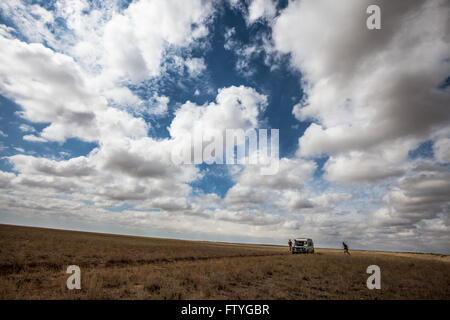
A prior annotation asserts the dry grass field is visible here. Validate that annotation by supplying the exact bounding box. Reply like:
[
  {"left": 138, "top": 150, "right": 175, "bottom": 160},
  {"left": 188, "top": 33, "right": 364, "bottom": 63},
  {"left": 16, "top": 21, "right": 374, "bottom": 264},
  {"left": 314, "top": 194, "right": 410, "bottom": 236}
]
[{"left": 0, "top": 224, "right": 449, "bottom": 299}]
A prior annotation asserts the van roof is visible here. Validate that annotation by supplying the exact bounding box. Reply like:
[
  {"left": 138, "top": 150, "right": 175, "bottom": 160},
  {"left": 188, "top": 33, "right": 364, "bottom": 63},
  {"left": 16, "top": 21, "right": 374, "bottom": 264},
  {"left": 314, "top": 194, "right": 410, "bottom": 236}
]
[{"left": 294, "top": 238, "right": 311, "bottom": 241}]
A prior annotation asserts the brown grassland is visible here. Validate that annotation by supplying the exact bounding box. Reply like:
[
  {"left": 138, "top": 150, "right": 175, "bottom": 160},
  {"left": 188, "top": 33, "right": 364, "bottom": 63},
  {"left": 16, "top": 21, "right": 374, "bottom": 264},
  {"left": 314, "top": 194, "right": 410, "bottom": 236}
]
[{"left": 0, "top": 224, "right": 449, "bottom": 299}]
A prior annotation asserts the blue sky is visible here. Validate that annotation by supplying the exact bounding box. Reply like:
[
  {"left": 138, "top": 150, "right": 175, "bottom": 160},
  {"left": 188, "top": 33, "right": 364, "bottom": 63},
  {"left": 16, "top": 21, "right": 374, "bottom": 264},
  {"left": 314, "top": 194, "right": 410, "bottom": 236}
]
[{"left": 0, "top": 0, "right": 449, "bottom": 253}]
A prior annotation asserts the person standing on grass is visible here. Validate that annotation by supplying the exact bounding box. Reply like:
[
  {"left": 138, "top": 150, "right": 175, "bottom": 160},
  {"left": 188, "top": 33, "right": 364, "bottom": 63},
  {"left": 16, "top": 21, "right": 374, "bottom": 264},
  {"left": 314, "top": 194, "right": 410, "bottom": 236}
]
[
  {"left": 288, "top": 239, "right": 292, "bottom": 252},
  {"left": 343, "top": 242, "right": 350, "bottom": 255}
]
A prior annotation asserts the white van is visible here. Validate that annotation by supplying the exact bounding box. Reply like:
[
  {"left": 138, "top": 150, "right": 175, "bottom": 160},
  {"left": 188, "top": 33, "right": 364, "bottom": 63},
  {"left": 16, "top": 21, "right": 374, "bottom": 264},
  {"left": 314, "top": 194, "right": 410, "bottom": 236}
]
[{"left": 291, "top": 238, "right": 314, "bottom": 254}]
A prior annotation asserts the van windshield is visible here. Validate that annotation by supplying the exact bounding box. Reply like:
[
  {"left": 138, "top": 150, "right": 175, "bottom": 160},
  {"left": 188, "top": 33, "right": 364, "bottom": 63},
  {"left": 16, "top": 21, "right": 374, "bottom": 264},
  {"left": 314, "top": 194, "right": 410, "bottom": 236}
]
[{"left": 295, "top": 241, "right": 306, "bottom": 246}]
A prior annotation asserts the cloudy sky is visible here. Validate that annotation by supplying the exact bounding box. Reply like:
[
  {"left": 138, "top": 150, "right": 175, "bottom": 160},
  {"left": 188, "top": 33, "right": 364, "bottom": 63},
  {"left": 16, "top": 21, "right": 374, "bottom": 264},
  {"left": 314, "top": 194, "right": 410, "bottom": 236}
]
[{"left": 0, "top": 0, "right": 449, "bottom": 253}]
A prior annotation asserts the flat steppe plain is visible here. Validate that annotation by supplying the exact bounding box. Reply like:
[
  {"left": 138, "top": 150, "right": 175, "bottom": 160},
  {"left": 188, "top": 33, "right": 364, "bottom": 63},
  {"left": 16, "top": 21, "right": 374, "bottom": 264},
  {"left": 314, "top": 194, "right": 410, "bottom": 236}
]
[{"left": 0, "top": 224, "right": 448, "bottom": 299}]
